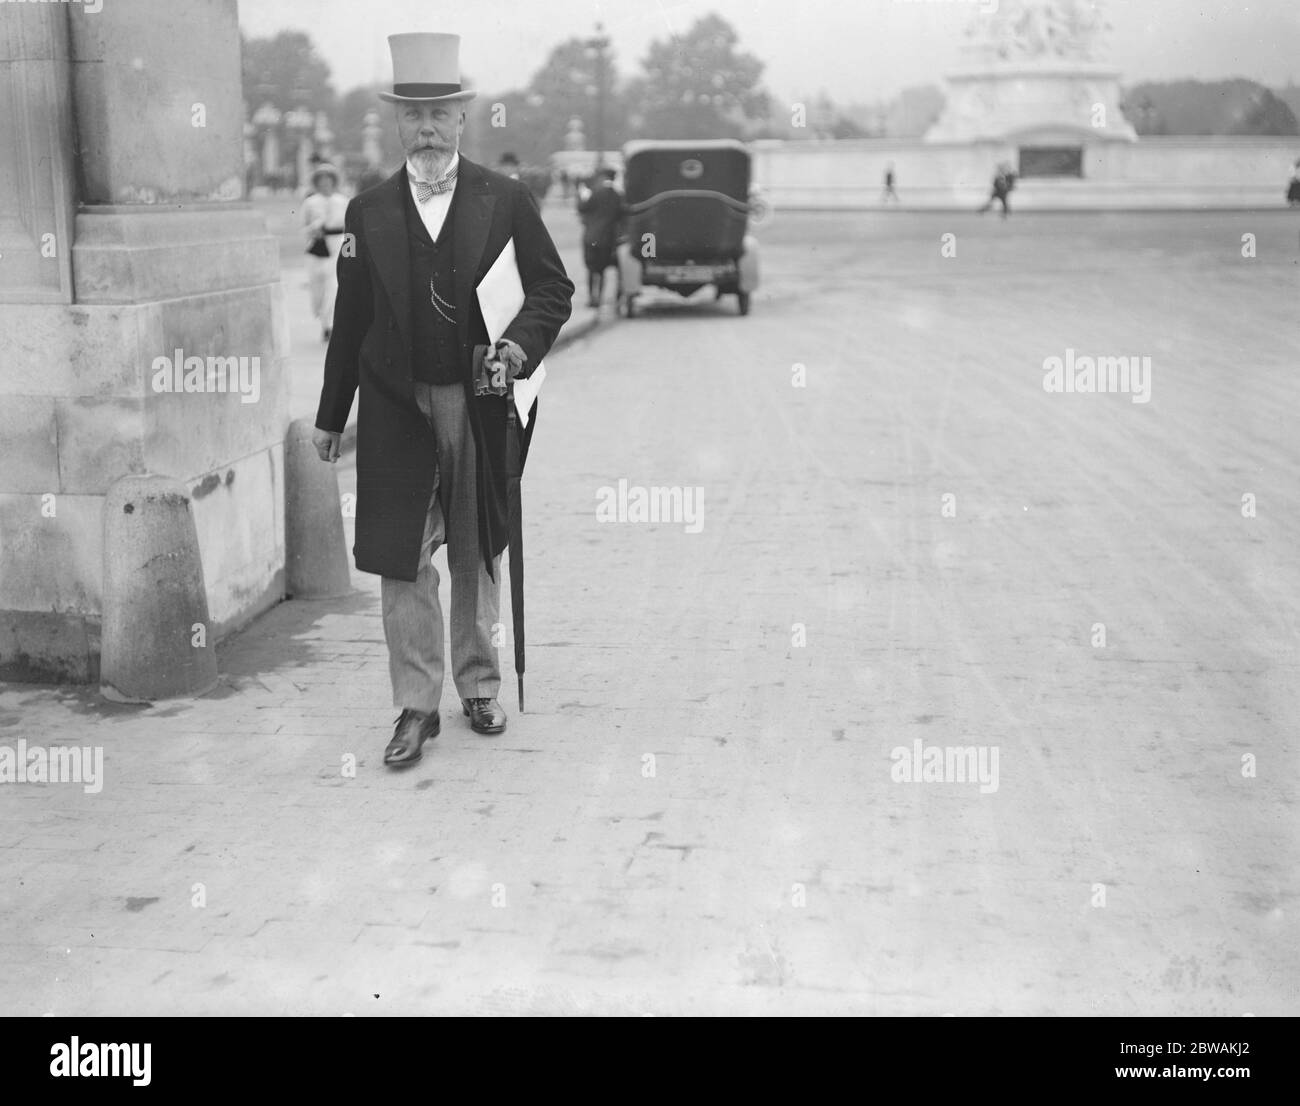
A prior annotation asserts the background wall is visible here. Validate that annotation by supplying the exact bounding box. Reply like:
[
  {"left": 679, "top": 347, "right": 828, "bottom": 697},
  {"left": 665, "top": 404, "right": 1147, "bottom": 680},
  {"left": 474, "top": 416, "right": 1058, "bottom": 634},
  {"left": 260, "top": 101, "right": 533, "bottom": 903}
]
[{"left": 752, "top": 137, "right": 1300, "bottom": 210}]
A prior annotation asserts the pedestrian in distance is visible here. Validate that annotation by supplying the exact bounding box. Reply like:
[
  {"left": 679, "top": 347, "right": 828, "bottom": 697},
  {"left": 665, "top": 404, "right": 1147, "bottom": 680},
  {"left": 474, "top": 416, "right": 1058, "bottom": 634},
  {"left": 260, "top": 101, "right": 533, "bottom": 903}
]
[
  {"left": 302, "top": 163, "right": 348, "bottom": 342},
  {"left": 882, "top": 162, "right": 899, "bottom": 204},
  {"left": 1287, "top": 158, "right": 1300, "bottom": 207},
  {"left": 311, "top": 32, "right": 573, "bottom": 767},
  {"left": 577, "top": 166, "right": 623, "bottom": 308},
  {"left": 979, "top": 162, "right": 1016, "bottom": 218},
  {"left": 497, "top": 151, "right": 521, "bottom": 180}
]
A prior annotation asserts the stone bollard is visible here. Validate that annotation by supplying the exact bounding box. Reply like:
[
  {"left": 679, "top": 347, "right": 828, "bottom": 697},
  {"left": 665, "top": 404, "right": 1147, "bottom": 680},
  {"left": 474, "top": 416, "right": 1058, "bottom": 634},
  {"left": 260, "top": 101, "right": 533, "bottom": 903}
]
[
  {"left": 101, "top": 475, "right": 219, "bottom": 703},
  {"left": 284, "top": 418, "right": 352, "bottom": 599}
]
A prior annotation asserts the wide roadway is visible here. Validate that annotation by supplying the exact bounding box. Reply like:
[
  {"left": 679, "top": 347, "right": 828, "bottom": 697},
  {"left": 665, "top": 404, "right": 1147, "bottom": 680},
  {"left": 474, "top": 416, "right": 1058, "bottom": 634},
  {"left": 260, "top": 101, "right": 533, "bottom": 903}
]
[{"left": 504, "top": 207, "right": 1300, "bottom": 1013}]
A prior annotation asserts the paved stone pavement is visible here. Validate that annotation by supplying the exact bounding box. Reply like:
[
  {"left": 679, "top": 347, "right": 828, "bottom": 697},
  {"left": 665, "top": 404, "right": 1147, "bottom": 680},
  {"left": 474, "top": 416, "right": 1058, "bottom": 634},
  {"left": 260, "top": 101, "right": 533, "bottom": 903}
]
[{"left": 2, "top": 210, "right": 1298, "bottom": 1016}]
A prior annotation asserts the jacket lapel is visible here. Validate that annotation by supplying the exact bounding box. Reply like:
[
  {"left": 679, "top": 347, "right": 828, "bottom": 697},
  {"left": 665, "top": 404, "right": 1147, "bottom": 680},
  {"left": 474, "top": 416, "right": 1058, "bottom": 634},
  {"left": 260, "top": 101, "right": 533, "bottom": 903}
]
[
  {"left": 364, "top": 168, "right": 413, "bottom": 341},
  {"left": 452, "top": 159, "right": 496, "bottom": 317}
]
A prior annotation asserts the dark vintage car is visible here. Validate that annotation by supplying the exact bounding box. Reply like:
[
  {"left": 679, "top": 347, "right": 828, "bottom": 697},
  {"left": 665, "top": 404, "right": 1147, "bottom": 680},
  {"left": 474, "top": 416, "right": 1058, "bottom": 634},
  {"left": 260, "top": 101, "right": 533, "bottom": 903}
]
[{"left": 615, "top": 139, "right": 760, "bottom": 317}]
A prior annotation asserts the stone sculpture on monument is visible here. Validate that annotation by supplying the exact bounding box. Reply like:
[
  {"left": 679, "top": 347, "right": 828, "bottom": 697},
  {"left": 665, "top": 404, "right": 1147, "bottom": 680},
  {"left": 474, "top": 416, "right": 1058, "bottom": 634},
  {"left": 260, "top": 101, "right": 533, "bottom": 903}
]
[{"left": 926, "top": 0, "right": 1136, "bottom": 145}]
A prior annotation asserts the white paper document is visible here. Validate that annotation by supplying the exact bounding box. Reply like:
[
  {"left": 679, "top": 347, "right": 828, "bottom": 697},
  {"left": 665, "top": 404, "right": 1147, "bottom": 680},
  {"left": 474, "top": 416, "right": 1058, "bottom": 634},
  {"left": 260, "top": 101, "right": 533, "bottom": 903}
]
[
  {"left": 476, "top": 237, "right": 545, "bottom": 427},
  {"left": 510, "top": 363, "right": 546, "bottom": 428}
]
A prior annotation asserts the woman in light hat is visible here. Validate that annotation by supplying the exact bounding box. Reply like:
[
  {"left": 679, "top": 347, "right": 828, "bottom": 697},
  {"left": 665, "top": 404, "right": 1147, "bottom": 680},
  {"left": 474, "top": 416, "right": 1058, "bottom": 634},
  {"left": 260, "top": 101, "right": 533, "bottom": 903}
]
[{"left": 302, "top": 162, "right": 348, "bottom": 341}]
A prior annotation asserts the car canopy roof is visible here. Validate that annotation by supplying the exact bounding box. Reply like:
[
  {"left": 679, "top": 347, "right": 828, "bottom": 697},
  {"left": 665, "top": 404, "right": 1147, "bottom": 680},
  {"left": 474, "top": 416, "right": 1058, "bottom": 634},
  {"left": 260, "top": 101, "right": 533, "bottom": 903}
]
[{"left": 622, "top": 140, "right": 751, "bottom": 204}]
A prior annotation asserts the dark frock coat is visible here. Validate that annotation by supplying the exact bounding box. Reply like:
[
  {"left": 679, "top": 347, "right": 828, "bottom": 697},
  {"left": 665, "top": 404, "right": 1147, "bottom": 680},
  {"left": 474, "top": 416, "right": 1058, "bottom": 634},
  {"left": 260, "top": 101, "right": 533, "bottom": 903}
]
[
  {"left": 578, "top": 185, "right": 624, "bottom": 270},
  {"left": 315, "top": 158, "right": 573, "bottom": 582}
]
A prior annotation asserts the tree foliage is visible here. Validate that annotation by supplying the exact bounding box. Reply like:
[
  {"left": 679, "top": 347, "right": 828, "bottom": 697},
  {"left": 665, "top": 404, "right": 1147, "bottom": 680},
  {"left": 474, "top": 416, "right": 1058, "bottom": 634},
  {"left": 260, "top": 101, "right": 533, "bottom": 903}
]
[
  {"left": 628, "top": 14, "right": 770, "bottom": 139},
  {"left": 465, "top": 37, "right": 631, "bottom": 168},
  {"left": 243, "top": 15, "right": 778, "bottom": 176},
  {"left": 241, "top": 31, "right": 336, "bottom": 116},
  {"left": 1123, "top": 79, "right": 1299, "bottom": 136}
]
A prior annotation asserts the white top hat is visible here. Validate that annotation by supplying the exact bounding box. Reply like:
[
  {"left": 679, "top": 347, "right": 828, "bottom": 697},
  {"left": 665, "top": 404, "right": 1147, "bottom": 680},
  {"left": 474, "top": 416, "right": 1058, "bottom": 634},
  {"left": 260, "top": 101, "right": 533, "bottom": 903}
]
[{"left": 379, "top": 33, "right": 476, "bottom": 103}]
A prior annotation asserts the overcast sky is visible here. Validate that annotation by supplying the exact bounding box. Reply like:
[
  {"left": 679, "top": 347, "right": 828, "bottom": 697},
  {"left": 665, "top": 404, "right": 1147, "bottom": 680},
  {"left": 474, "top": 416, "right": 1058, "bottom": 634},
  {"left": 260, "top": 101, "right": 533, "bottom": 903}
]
[{"left": 238, "top": 0, "right": 1300, "bottom": 105}]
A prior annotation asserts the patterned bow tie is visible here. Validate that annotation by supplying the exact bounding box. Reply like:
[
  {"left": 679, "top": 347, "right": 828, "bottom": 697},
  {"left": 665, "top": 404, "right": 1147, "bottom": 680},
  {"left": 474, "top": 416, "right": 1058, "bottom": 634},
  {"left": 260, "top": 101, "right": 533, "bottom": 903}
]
[{"left": 414, "top": 167, "right": 457, "bottom": 203}]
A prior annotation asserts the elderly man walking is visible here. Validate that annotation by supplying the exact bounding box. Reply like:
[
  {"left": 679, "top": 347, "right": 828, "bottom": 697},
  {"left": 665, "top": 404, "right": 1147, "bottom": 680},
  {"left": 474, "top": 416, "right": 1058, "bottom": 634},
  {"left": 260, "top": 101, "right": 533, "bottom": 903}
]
[{"left": 312, "top": 32, "right": 573, "bottom": 767}]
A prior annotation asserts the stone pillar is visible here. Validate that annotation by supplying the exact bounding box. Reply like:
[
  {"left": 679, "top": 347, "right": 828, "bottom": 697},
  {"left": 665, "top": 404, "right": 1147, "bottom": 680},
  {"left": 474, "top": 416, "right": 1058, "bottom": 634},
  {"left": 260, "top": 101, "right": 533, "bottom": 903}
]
[
  {"left": 285, "top": 108, "right": 315, "bottom": 192},
  {"left": 296, "top": 136, "right": 314, "bottom": 191},
  {"left": 243, "top": 119, "right": 257, "bottom": 181},
  {"left": 0, "top": 0, "right": 289, "bottom": 683},
  {"left": 362, "top": 110, "right": 383, "bottom": 168},
  {"left": 259, "top": 119, "right": 281, "bottom": 180},
  {"left": 313, "top": 111, "right": 334, "bottom": 163},
  {"left": 564, "top": 116, "right": 585, "bottom": 151}
]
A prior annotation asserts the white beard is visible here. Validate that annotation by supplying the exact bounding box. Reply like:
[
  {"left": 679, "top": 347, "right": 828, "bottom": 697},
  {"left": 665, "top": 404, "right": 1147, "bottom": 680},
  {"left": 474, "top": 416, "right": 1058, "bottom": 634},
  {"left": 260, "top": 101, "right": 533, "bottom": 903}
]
[{"left": 410, "top": 147, "right": 454, "bottom": 180}]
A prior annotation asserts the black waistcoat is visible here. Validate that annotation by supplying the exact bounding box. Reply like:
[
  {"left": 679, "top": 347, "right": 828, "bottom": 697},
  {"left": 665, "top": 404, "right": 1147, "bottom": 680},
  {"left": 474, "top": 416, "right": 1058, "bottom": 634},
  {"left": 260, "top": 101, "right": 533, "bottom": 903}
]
[{"left": 404, "top": 182, "right": 464, "bottom": 385}]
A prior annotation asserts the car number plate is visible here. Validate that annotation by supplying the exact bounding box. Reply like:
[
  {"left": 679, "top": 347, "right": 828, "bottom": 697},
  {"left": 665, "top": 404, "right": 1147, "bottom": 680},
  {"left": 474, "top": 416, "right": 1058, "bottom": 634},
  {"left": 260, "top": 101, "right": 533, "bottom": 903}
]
[{"left": 650, "top": 264, "right": 714, "bottom": 281}]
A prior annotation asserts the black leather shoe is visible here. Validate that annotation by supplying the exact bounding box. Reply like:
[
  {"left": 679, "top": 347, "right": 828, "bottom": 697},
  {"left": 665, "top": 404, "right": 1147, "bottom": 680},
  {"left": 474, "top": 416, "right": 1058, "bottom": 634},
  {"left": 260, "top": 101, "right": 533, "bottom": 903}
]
[
  {"left": 384, "top": 708, "right": 439, "bottom": 767},
  {"left": 462, "top": 698, "right": 507, "bottom": 735}
]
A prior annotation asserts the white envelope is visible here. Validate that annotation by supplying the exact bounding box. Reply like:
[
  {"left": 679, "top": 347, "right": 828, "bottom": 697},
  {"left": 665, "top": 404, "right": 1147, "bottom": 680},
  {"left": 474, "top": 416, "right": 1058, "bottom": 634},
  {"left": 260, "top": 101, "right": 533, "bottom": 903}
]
[{"left": 476, "top": 237, "right": 545, "bottom": 427}]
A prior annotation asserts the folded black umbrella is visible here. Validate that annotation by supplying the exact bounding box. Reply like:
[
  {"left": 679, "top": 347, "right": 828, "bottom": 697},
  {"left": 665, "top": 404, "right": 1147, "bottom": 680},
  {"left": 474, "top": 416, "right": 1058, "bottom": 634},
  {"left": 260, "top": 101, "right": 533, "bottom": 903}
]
[{"left": 505, "top": 393, "right": 525, "bottom": 711}]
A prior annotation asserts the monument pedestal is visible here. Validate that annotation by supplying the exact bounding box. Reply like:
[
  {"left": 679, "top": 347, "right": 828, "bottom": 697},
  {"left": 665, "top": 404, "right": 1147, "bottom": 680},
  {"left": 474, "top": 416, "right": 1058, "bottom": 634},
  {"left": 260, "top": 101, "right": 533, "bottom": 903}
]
[{"left": 926, "top": 60, "right": 1136, "bottom": 146}]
